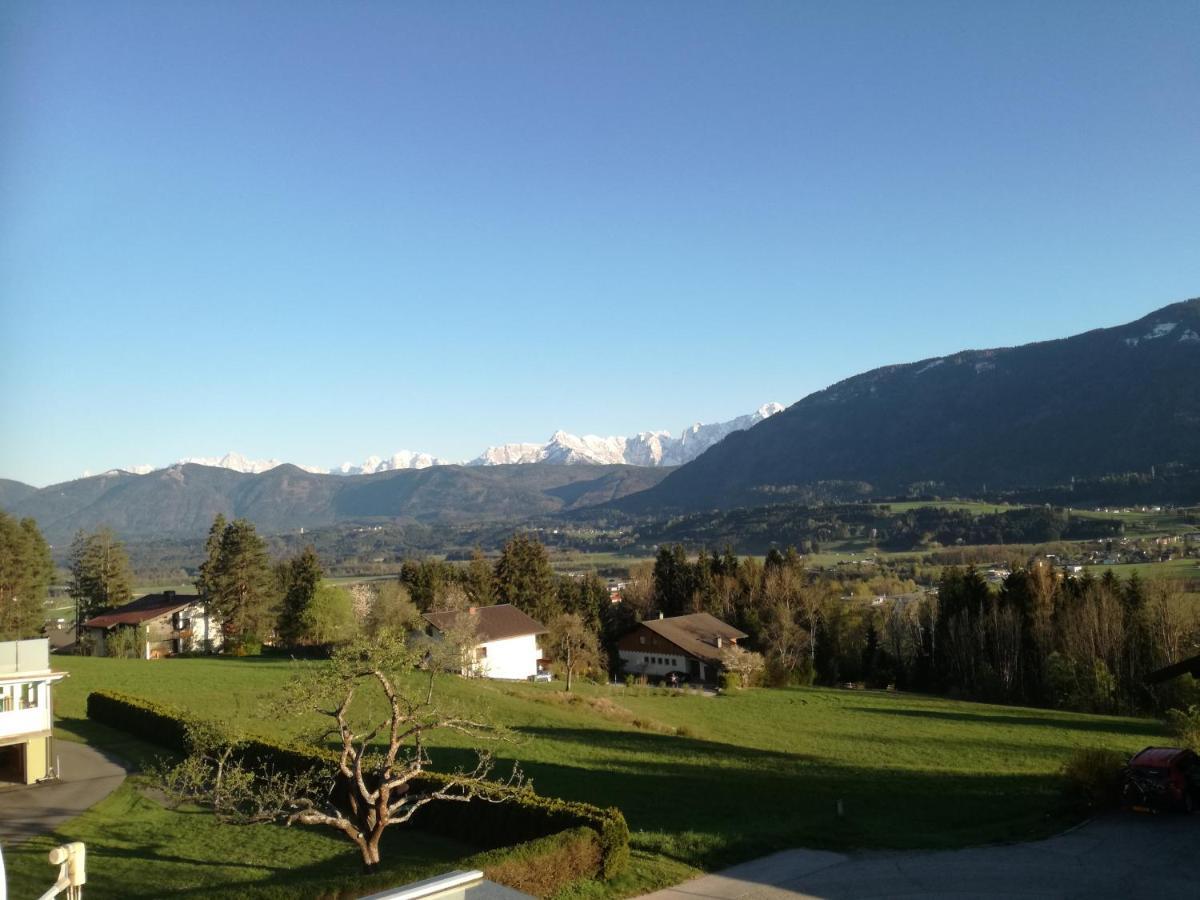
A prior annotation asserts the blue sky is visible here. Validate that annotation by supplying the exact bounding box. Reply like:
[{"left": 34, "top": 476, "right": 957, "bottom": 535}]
[{"left": 2, "top": 1, "right": 1197, "bottom": 486}]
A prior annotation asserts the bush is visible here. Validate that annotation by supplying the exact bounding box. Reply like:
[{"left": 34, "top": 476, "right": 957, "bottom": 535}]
[
  {"left": 87, "top": 690, "right": 630, "bottom": 885},
  {"left": 719, "top": 671, "right": 740, "bottom": 692},
  {"left": 1061, "top": 747, "right": 1125, "bottom": 811},
  {"left": 1166, "top": 705, "right": 1200, "bottom": 752}
]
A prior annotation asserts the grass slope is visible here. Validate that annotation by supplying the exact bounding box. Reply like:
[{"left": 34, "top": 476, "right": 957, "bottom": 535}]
[{"left": 31, "top": 657, "right": 1166, "bottom": 883}]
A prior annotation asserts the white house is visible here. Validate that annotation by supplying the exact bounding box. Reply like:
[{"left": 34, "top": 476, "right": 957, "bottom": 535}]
[
  {"left": 0, "top": 638, "right": 66, "bottom": 785},
  {"left": 422, "top": 604, "right": 546, "bottom": 680},
  {"left": 83, "top": 590, "right": 223, "bottom": 658}
]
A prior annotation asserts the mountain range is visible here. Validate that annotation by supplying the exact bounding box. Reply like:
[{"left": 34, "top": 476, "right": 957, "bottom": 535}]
[
  {"left": 5, "top": 299, "right": 1198, "bottom": 544},
  {"left": 5, "top": 463, "right": 672, "bottom": 544},
  {"left": 105, "top": 403, "right": 784, "bottom": 478},
  {"left": 626, "top": 298, "right": 1200, "bottom": 512}
]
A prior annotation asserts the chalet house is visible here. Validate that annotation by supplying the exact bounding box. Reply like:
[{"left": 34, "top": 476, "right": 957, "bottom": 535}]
[
  {"left": 617, "top": 612, "right": 748, "bottom": 684},
  {"left": 0, "top": 639, "right": 66, "bottom": 785},
  {"left": 422, "top": 604, "right": 546, "bottom": 680},
  {"left": 83, "top": 591, "right": 223, "bottom": 658}
]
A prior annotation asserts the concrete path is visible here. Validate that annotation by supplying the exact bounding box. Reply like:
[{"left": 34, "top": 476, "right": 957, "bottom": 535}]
[
  {"left": 640, "top": 813, "right": 1200, "bottom": 900},
  {"left": 0, "top": 740, "right": 126, "bottom": 845}
]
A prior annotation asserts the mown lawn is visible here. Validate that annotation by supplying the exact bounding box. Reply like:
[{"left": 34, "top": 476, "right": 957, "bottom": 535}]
[
  {"left": 9, "top": 657, "right": 1166, "bottom": 900},
  {"left": 4, "top": 778, "right": 473, "bottom": 899}
]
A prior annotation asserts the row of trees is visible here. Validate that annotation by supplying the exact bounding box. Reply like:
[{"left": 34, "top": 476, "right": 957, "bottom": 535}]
[
  {"left": 625, "top": 543, "right": 1199, "bottom": 714},
  {"left": 196, "top": 516, "right": 356, "bottom": 653}
]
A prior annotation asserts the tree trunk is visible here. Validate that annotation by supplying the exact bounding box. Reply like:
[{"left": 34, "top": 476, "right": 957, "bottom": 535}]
[{"left": 360, "top": 838, "right": 381, "bottom": 874}]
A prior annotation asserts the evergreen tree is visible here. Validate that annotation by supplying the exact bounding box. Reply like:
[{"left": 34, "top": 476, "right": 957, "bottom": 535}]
[
  {"left": 493, "top": 533, "right": 559, "bottom": 624},
  {"left": 0, "top": 514, "right": 55, "bottom": 640},
  {"left": 68, "top": 526, "right": 133, "bottom": 640},
  {"left": 201, "top": 518, "right": 274, "bottom": 650},
  {"left": 652, "top": 545, "right": 693, "bottom": 616},
  {"left": 464, "top": 548, "right": 495, "bottom": 607},
  {"left": 277, "top": 546, "right": 324, "bottom": 648}
]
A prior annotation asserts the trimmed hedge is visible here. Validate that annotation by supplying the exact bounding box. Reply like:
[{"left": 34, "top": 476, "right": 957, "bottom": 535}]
[{"left": 87, "top": 689, "right": 629, "bottom": 888}]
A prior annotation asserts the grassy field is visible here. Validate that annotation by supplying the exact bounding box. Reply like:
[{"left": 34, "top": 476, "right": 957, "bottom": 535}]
[
  {"left": 1081, "top": 557, "right": 1200, "bottom": 582},
  {"left": 5, "top": 654, "right": 1168, "bottom": 898}
]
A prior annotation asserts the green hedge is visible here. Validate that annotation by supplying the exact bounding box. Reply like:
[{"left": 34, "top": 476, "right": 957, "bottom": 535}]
[{"left": 87, "top": 689, "right": 629, "bottom": 887}]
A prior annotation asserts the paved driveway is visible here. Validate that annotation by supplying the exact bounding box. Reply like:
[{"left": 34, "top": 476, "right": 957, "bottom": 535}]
[
  {"left": 640, "top": 813, "right": 1199, "bottom": 900},
  {"left": 0, "top": 740, "right": 126, "bottom": 845}
]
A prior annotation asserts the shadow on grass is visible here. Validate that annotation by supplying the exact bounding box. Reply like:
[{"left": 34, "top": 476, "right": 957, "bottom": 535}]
[
  {"left": 851, "top": 706, "right": 1161, "bottom": 736},
  {"left": 55, "top": 716, "right": 173, "bottom": 771},
  {"left": 424, "top": 724, "right": 1073, "bottom": 871}
]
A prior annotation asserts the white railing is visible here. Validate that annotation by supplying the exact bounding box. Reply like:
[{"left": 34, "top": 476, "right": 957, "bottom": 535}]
[{"left": 359, "top": 869, "right": 484, "bottom": 900}]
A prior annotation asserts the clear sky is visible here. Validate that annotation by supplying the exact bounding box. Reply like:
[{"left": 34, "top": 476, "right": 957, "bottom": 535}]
[{"left": 2, "top": 1, "right": 1197, "bottom": 486}]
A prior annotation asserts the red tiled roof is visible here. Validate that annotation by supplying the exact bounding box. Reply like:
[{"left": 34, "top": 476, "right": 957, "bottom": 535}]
[
  {"left": 423, "top": 604, "right": 546, "bottom": 642},
  {"left": 84, "top": 592, "right": 197, "bottom": 629}
]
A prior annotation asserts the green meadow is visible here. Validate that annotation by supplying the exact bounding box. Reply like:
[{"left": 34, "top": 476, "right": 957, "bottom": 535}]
[{"left": 4, "top": 655, "right": 1167, "bottom": 898}]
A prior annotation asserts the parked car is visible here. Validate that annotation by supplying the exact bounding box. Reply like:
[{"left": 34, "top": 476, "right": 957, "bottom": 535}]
[
  {"left": 529, "top": 670, "right": 553, "bottom": 683},
  {"left": 1122, "top": 747, "right": 1200, "bottom": 813}
]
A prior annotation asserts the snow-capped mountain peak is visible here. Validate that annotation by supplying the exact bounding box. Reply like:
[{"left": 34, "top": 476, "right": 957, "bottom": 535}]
[{"left": 106, "top": 403, "right": 783, "bottom": 478}]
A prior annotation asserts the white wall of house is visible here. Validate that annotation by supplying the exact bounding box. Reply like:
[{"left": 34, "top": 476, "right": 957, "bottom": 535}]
[
  {"left": 0, "top": 678, "right": 53, "bottom": 741},
  {"left": 474, "top": 633, "right": 540, "bottom": 680},
  {"left": 618, "top": 649, "right": 693, "bottom": 679}
]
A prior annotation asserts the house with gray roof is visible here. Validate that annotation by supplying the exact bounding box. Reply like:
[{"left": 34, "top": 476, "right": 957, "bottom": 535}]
[{"left": 617, "top": 612, "right": 748, "bottom": 684}]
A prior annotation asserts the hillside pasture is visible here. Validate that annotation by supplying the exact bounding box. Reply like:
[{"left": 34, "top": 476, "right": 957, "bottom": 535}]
[{"left": 39, "top": 657, "right": 1165, "bottom": 872}]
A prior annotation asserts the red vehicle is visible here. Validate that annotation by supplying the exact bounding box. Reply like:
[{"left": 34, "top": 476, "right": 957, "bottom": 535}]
[{"left": 1122, "top": 747, "right": 1200, "bottom": 813}]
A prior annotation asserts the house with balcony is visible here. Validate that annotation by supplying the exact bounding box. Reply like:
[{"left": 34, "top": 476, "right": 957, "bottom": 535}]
[
  {"left": 82, "top": 590, "right": 223, "bottom": 658},
  {"left": 617, "top": 612, "right": 748, "bottom": 684},
  {"left": 0, "top": 638, "right": 66, "bottom": 785}
]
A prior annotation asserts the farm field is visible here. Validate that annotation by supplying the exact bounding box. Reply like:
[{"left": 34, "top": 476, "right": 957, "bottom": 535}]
[{"left": 9, "top": 655, "right": 1168, "bottom": 898}]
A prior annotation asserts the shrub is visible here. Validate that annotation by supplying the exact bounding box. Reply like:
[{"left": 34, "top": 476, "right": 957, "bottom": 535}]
[
  {"left": 719, "top": 671, "right": 740, "bottom": 692},
  {"left": 1166, "top": 705, "right": 1200, "bottom": 752},
  {"left": 469, "top": 826, "right": 601, "bottom": 896},
  {"left": 1061, "top": 747, "right": 1125, "bottom": 811},
  {"left": 86, "top": 690, "right": 630, "bottom": 884}
]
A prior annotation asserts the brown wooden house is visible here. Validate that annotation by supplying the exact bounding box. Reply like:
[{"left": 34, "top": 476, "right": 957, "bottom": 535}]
[{"left": 617, "top": 612, "right": 747, "bottom": 684}]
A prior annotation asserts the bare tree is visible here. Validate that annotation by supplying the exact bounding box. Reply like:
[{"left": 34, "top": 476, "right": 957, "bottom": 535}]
[
  {"left": 158, "top": 630, "right": 521, "bottom": 874},
  {"left": 285, "top": 630, "right": 521, "bottom": 872},
  {"left": 546, "top": 612, "right": 603, "bottom": 691}
]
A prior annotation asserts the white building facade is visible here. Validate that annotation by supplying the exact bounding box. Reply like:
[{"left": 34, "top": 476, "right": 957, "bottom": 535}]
[
  {"left": 0, "top": 639, "right": 66, "bottom": 785},
  {"left": 423, "top": 604, "right": 546, "bottom": 681}
]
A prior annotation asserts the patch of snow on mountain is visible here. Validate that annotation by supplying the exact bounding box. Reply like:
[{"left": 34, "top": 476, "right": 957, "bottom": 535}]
[
  {"left": 1123, "top": 337, "right": 1140, "bottom": 347},
  {"left": 471, "top": 443, "right": 547, "bottom": 466},
  {"left": 336, "top": 451, "right": 449, "bottom": 474},
  {"left": 1178, "top": 329, "right": 1200, "bottom": 344},
  {"left": 1143, "top": 322, "right": 1177, "bottom": 340},
  {"left": 175, "top": 453, "right": 326, "bottom": 475},
  {"left": 916, "top": 358, "right": 945, "bottom": 375}
]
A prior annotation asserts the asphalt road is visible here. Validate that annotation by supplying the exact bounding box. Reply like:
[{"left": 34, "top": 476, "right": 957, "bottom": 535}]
[
  {"left": 640, "top": 813, "right": 1200, "bottom": 900},
  {"left": 0, "top": 740, "right": 126, "bottom": 845}
]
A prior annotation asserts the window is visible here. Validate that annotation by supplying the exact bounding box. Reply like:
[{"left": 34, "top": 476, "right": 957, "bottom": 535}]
[
  {"left": 19, "top": 682, "right": 38, "bottom": 710},
  {"left": 0, "top": 690, "right": 11, "bottom": 713},
  {"left": 475, "top": 646, "right": 487, "bottom": 660},
  {"left": 639, "top": 635, "right": 646, "bottom": 645}
]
